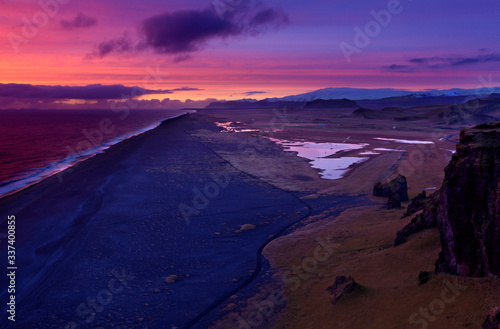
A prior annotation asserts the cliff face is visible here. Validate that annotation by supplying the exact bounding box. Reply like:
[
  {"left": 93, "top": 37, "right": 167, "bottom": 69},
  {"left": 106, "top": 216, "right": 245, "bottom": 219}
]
[{"left": 435, "top": 121, "right": 500, "bottom": 277}]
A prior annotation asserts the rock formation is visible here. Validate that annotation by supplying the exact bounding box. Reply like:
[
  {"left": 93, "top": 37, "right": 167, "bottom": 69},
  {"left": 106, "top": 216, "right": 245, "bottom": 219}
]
[
  {"left": 326, "top": 276, "right": 356, "bottom": 304},
  {"left": 417, "top": 271, "right": 432, "bottom": 285},
  {"left": 435, "top": 121, "right": 500, "bottom": 277},
  {"left": 394, "top": 191, "right": 439, "bottom": 246},
  {"left": 402, "top": 190, "right": 428, "bottom": 218},
  {"left": 482, "top": 306, "right": 500, "bottom": 329},
  {"left": 373, "top": 174, "right": 409, "bottom": 209}
]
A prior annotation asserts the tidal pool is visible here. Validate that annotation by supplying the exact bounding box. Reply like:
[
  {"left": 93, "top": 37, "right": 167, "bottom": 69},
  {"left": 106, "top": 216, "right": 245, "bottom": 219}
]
[
  {"left": 374, "top": 137, "right": 434, "bottom": 144},
  {"left": 269, "top": 138, "right": 369, "bottom": 180}
]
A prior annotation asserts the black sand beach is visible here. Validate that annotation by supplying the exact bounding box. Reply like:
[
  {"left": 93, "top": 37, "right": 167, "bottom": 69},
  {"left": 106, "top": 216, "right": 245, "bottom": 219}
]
[{"left": 0, "top": 113, "right": 364, "bottom": 328}]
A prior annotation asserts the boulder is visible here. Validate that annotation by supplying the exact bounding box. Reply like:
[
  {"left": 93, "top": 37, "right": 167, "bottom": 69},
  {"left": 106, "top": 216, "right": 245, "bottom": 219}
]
[
  {"left": 373, "top": 174, "right": 409, "bottom": 202},
  {"left": 165, "top": 275, "right": 181, "bottom": 284},
  {"left": 387, "top": 194, "right": 402, "bottom": 209},
  {"left": 482, "top": 306, "right": 500, "bottom": 329},
  {"left": 236, "top": 224, "right": 256, "bottom": 233},
  {"left": 418, "top": 271, "right": 432, "bottom": 285},
  {"left": 326, "top": 276, "right": 356, "bottom": 304}
]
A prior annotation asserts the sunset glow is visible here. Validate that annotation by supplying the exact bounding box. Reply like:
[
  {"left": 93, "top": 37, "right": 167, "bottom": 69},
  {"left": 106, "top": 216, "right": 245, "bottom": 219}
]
[{"left": 1, "top": 0, "right": 500, "bottom": 107}]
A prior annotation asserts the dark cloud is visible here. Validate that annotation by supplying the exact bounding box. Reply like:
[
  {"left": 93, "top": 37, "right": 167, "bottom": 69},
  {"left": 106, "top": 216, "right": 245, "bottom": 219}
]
[
  {"left": 89, "top": 2, "right": 288, "bottom": 58},
  {"left": 408, "top": 55, "right": 500, "bottom": 67},
  {"left": 243, "top": 91, "right": 267, "bottom": 96},
  {"left": 0, "top": 83, "right": 201, "bottom": 100},
  {"left": 249, "top": 8, "right": 288, "bottom": 28},
  {"left": 383, "top": 64, "right": 416, "bottom": 73},
  {"left": 88, "top": 35, "right": 134, "bottom": 59},
  {"left": 173, "top": 54, "right": 192, "bottom": 63},
  {"left": 408, "top": 58, "right": 432, "bottom": 64},
  {"left": 0, "top": 97, "right": 216, "bottom": 110},
  {"left": 60, "top": 13, "right": 97, "bottom": 30},
  {"left": 450, "top": 54, "right": 500, "bottom": 66},
  {"left": 171, "top": 87, "right": 202, "bottom": 92},
  {"left": 140, "top": 9, "right": 239, "bottom": 54},
  {"left": 385, "top": 53, "right": 500, "bottom": 72}
]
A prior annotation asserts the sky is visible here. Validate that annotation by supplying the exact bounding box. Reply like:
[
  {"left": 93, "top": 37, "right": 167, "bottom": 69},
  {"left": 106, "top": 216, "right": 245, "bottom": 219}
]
[{"left": 1, "top": 0, "right": 500, "bottom": 108}]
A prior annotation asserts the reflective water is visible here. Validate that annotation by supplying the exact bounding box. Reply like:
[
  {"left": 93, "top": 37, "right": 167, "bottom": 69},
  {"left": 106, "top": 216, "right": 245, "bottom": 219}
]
[
  {"left": 269, "top": 138, "right": 369, "bottom": 179},
  {"left": 374, "top": 137, "right": 434, "bottom": 144}
]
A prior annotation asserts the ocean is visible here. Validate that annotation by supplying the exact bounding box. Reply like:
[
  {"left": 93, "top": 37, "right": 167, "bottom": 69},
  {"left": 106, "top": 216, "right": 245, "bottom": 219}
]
[{"left": 0, "top": 108, "right": 187, "bottom": 198}]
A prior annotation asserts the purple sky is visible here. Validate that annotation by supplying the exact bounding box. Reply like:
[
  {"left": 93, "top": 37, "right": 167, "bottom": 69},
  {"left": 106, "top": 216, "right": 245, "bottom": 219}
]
[{"left": 1, "top": 0, "right": 500, "bottom": 107}]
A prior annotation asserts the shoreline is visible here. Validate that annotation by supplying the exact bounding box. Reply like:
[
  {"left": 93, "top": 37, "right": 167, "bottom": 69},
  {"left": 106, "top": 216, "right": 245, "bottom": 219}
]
[
  {"left": 0, "top": 111, "right": 190, "bottom": 202},
  {"left": 0, "top": 112, "right": 341, "bottom": 328}
]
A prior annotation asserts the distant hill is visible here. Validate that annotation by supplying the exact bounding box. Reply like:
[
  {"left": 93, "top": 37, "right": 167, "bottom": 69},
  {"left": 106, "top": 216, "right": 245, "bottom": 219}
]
[
  {"left": 357, "top": 95, "right": 473, "bottom": 109},
  {"left": 206, "top": 98, "right": 359, "bottom": 110},
  {"left": 351, "top": 108, "right": 387, "bottom": 120},
  {"left": 268, "top": 87, "right": 500, "bottom": 102},
  {"left": 350, "top": 98, "right": 500, "bottom": 126},
  {"left": 205, "top": 100, "right": 305, "bottom": 109},
  {"left": 268, "top": 87, "right": 413, "bottom": 102},
  {"left": 204, "top": 89, "right": 500, "bottom": 112},
  {"left": 303, "top": 98, "right": 359, "bottom": 109}
]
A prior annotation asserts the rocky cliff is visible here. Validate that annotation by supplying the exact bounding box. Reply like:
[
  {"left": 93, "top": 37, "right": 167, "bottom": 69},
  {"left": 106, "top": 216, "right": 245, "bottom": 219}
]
[{"left": 435, "top": 121, "right": 500, "bottom": 277}]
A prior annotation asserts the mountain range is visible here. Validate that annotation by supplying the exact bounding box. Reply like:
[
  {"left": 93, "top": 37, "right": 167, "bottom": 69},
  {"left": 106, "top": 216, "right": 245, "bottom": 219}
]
[{"left": 270, "top": 87, "right": 500, "bottom": 101}]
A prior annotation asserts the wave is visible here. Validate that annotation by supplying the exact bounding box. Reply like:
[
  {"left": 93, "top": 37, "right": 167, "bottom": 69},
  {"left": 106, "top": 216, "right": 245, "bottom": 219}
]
[{"left": 0, "top": 112, "right": 188, "bottom": 200}]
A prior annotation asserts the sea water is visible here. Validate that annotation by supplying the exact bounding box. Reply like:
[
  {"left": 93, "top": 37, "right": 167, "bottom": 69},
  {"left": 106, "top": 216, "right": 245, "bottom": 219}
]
[{"left": 0, "top": 109, "right": 186, "bottom": 198}]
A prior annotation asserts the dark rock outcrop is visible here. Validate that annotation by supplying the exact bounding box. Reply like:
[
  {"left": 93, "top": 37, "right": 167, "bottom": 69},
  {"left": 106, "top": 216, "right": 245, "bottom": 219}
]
[
  {"left": 402, "top": 190, "right": 428, "bottom": 218},
  {"left": 351, "top": 108, "right": 386, "bottom": 120},
  {"left": 373, "top": 175, "right": 409, "bottom": 208},
  {"left": 326, "top": 276, "right": 356, "bottom": 304},
  {"left": 418, "top": 271, "right": 432, "bottom": 285},
  {"left": 482, "top": 306, "right": 500, "bottom": 329},
  {"left": 394, "top": 191, "right": 439, "bottom": 246},
  {"left": 435, "top": 121, "right": 500, "bottom": 277},
  {"left": 373, "top": 175, "right": 409, "bottom": 200},
  {"left": 395, "top": 213, "right": 434, "bottom": 246}
]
